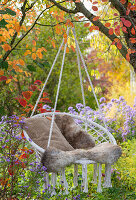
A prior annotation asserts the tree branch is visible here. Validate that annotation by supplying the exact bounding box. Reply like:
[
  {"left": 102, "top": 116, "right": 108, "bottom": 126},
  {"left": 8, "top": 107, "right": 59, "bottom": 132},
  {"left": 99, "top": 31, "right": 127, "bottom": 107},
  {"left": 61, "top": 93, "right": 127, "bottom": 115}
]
[
  {"left": 48, "top": 0, "right": 78, "bottom": 13},
  {"left": 2, "top": 3, "right": 56, "bottom": 61}
]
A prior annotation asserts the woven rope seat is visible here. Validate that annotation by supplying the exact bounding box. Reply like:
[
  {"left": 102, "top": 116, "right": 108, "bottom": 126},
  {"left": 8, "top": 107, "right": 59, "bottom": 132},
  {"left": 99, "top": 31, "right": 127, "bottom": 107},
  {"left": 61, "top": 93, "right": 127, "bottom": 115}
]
[{"left": 23, "top": 27, "right": 122, "bottom": 195}]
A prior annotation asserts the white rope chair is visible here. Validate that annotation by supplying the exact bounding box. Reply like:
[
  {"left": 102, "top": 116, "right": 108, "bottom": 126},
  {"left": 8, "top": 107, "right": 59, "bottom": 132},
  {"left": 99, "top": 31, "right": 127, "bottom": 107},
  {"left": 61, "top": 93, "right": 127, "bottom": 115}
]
[{"left": 23, "top": 27, "right": 118, "bottom": 195}]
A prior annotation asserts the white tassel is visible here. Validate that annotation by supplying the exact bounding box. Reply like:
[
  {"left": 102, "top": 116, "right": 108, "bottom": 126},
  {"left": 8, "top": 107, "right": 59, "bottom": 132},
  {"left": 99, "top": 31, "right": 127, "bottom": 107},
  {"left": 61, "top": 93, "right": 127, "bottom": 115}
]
[
  {"left": 104, "top": 164, "right": 112, "bottom": 188},
  {"left": 82, "top": 164, "right": 88, "bottom": 193},
  {"left": 97, "top": 163, "right": 102, "bottom": 193},
  {"left": 92, "top": 163, "right": 97, "bottom": 184},
  {"left": 61, "top": 168, "right": 69, "bottom": 195},
  {"left": 51, "top": 173, "right": 57, "bottom": 196},
  {"left": 44, "top": 173, "right": 50, "bottom": 192},
  {"left": 74, "top": 164, "right": 78, "bottom": 187}
]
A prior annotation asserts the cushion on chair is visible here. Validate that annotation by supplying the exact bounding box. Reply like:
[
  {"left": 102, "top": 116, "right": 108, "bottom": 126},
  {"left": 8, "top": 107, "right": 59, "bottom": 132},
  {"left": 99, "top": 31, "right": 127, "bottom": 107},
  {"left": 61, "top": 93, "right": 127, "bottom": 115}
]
[
  {"left": 55, "top": 115, "right": 95, "bottom": 149},
  {"left": 23, "top": 117, "right": 74, "bottom": 151}
]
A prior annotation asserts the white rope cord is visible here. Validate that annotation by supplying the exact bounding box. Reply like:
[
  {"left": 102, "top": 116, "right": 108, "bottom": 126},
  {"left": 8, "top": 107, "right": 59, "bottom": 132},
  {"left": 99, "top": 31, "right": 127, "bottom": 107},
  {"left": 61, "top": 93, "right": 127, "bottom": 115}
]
[
  {"left": 31, "top": 37, "right": 65, "bottom": 117},
  {"left": 74, "top": 37, "right": 108, "bottom": 130},
  {"left": 47, "top": 27, "right": 70, "bottom": 148},
  {"left": 72, "top": 28, "right": 88, "bottom": 132}
]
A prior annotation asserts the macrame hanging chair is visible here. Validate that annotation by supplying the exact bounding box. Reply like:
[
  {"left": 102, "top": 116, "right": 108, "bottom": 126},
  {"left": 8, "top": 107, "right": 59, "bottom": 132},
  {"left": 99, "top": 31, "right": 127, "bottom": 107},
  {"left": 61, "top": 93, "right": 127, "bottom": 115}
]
[{"left": 23, "top": 27, "right": 122, "bottom": 195}]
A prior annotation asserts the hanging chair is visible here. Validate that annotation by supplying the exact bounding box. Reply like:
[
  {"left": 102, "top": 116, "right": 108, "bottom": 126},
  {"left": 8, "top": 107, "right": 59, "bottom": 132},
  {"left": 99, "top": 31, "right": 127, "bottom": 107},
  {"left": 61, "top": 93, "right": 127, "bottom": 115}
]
[{"left": 23, "top": 27, "right": 122, "bottom": 195}]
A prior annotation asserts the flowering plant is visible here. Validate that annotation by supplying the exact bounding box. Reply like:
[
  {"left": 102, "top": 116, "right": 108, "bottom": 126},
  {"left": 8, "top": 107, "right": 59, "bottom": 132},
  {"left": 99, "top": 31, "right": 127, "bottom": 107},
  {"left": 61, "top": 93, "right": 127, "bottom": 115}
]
[
  {"left": 0, "top": 115, "right": 48, "bottom": 199},
  {"left": 68, "top": 96, "right": 136, "bottom": 142}
]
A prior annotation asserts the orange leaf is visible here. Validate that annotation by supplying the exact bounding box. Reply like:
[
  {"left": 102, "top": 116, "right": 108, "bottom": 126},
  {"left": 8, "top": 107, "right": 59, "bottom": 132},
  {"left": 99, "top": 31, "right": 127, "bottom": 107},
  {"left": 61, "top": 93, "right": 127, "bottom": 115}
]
[
  {"left": 37, "top": 51, "right": 43, "bottom": 59},
  {"left": 89, "top": 26, "right": 95, "bottom": 32},
  {"left": 18, "top": 59, "right": 25, "bottom": 66},
  {"left": 2, "top": 44, "right": 11, "bottom": 51},
  {"left": 22, "top": 91, "right": 33, "bottom": 100},
  {"left": 0, "top": 70, "right": 4, "bottom": 76},
  {"left": 24, "top": 50, "right": 31, "bottom": 56},
  {"left": 51, "top": 41, "right": 56, "bottom": 48},
  {"left": 131, "top": 28, "right": 135, "bottom": 35},
  {"left": 66, "top": 47, "right": 69, "bottom": 53},
  {"left": 109, "top": 28, "right": 114, "bottom": 35},
  {"left": 105, "top": 23, "right": 111, "bottom": 27},
  {"left": 15, "top": 22, "right": 20, "bottom": 32},
  {"left": 32, "top": 47, "right": 36, "bottom": 52},
  {"left": 42, "top": 47, "right": 47, "bottom": 52},
  {"left": 93, "top": 16, "right": 100, "bottom": 21},
  {"left": 32, "top": 40, "right": 36, "bottom": 46},
  {"left": 32, "top": 53, "right": 36, "bottom": 60},
  {"left": 84, "top": 23, "right": 90, "bottom": 27}
]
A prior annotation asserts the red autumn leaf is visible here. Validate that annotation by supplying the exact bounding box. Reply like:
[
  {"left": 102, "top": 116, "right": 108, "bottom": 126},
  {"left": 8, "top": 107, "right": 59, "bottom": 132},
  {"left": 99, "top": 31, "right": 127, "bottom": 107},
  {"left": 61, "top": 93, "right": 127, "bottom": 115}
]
[
  {"left": 78, "top": 16, "right": 84, "bottom": 19},
  {"left": 8, "top": 166, "right": 14, "bottom": 176},
  {"left": 121, "top": 18, "right": 126, "bottom": 22},
  {"left": 102, "top": 0, "right": 107, "bottom": 2},
  {"left": 126, "top": 53, "right": 130, "bottom": 62},
  {"left": 92, "top": 6, "right": 98, "bottom": 11},
  {"left": 93, "top": 1, "right": 98, "bottom": 4},
  {"left": 43, "top": 92, "right": 48, "bottom": 97},
  {"left": 21, "top": 131, "right": 26, "bottom": 139},
  {"left": 124, "top": 20, "right": 131, "bottom": 27},
  {"left": 84, "top": 23, "right": 90, "bottom": 27},
  {"left": 109, "top": 28, "right": 114, "bottom": 35},
  {"left": 0, "top": 76, "right": 7, "bottom": 81},
  {"left": 40, "top": 98, "right": 52, "bottom": 103},
  {"left": 122, "top": 26, "right": 128, "bottom": 33},
  {"left": 22, "top": 91, "right": 33, "bottom": 100},
  {"left": 120, "top": 0, "right": 126, "bottom": 4},
  {"left": 18, "top": 99, "right": 27, "bottom": 107},
  {"left": 115, "top": 25, "right": 120, "bottom": 36},
  {"left": 20, "top": 153, "right": 29, "bottom": 159},
  {"left": 34, "top": 80, "right": 42, "bottom": 85},
  {"left": 30, "top": 84, "right": 37, "bottom": 91},
  {"left": 89, "top": 26, "right": 95, "bottom": 32},
  {"left": 114, "top": 22, "right": 118, "bottom": 26},
  {"left": 130, "top": 38, "right": 136, "bottom": 43},
  {"left": 38, "top": 103, "right": 43, "bottom": 108},
  {"left": 114, "top": 13, "right": 118, "bottom": 16},
  {"left": 117, "top": 42, "right": 122, "bottom": 50},
  {"left": 38, "top": 108, "right": 47, "bottom": 113},
  {"left": 9, "top": 75, "right": 13, "bottom": 79},
  {"left": 111, "top": 41, "right": 115, "bottom": 45},
  {"left": 105, "top": 23, "right": 111, "bottom": 27},
  {"left": 71, "top": 45, "right": 75, "bottom": 52},
  {"left": 126, "top": 9, "right": 130, "bottom": 15},
  {"left": 131, "top": 28, "right": 135, "bottom": 35}
]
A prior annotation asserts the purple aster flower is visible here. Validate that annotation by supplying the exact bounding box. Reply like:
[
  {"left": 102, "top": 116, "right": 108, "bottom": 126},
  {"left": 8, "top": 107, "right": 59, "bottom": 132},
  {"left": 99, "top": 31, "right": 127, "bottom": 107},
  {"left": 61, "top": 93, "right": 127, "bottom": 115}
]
[
  {"left": 76, "top": 103, "right": 83, "bottom": 111},
  {"left": 99, "top": 97, "right": 106, "bottom": 103}
]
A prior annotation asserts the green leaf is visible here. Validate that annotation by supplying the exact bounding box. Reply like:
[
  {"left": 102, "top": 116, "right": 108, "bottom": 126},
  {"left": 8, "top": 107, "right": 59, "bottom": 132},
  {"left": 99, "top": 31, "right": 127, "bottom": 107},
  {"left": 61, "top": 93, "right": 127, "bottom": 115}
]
[
  {"left": 0, "top": 59, "right": 8, "bottom": 70},
  {"left": 27, "top": 65, "right": 36, "bottom": 72},
  {"left": 0, "top": 19, "right": 8, "bottom": 28},
  {"left": 5, "top": 8, "right": 16, "bottom": 16},
  {"left": 0, "top": 10, "right": 6, "bottom": 14},
  {"left": 43, "top": 60, "right": 50, "bottom": 68}
]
